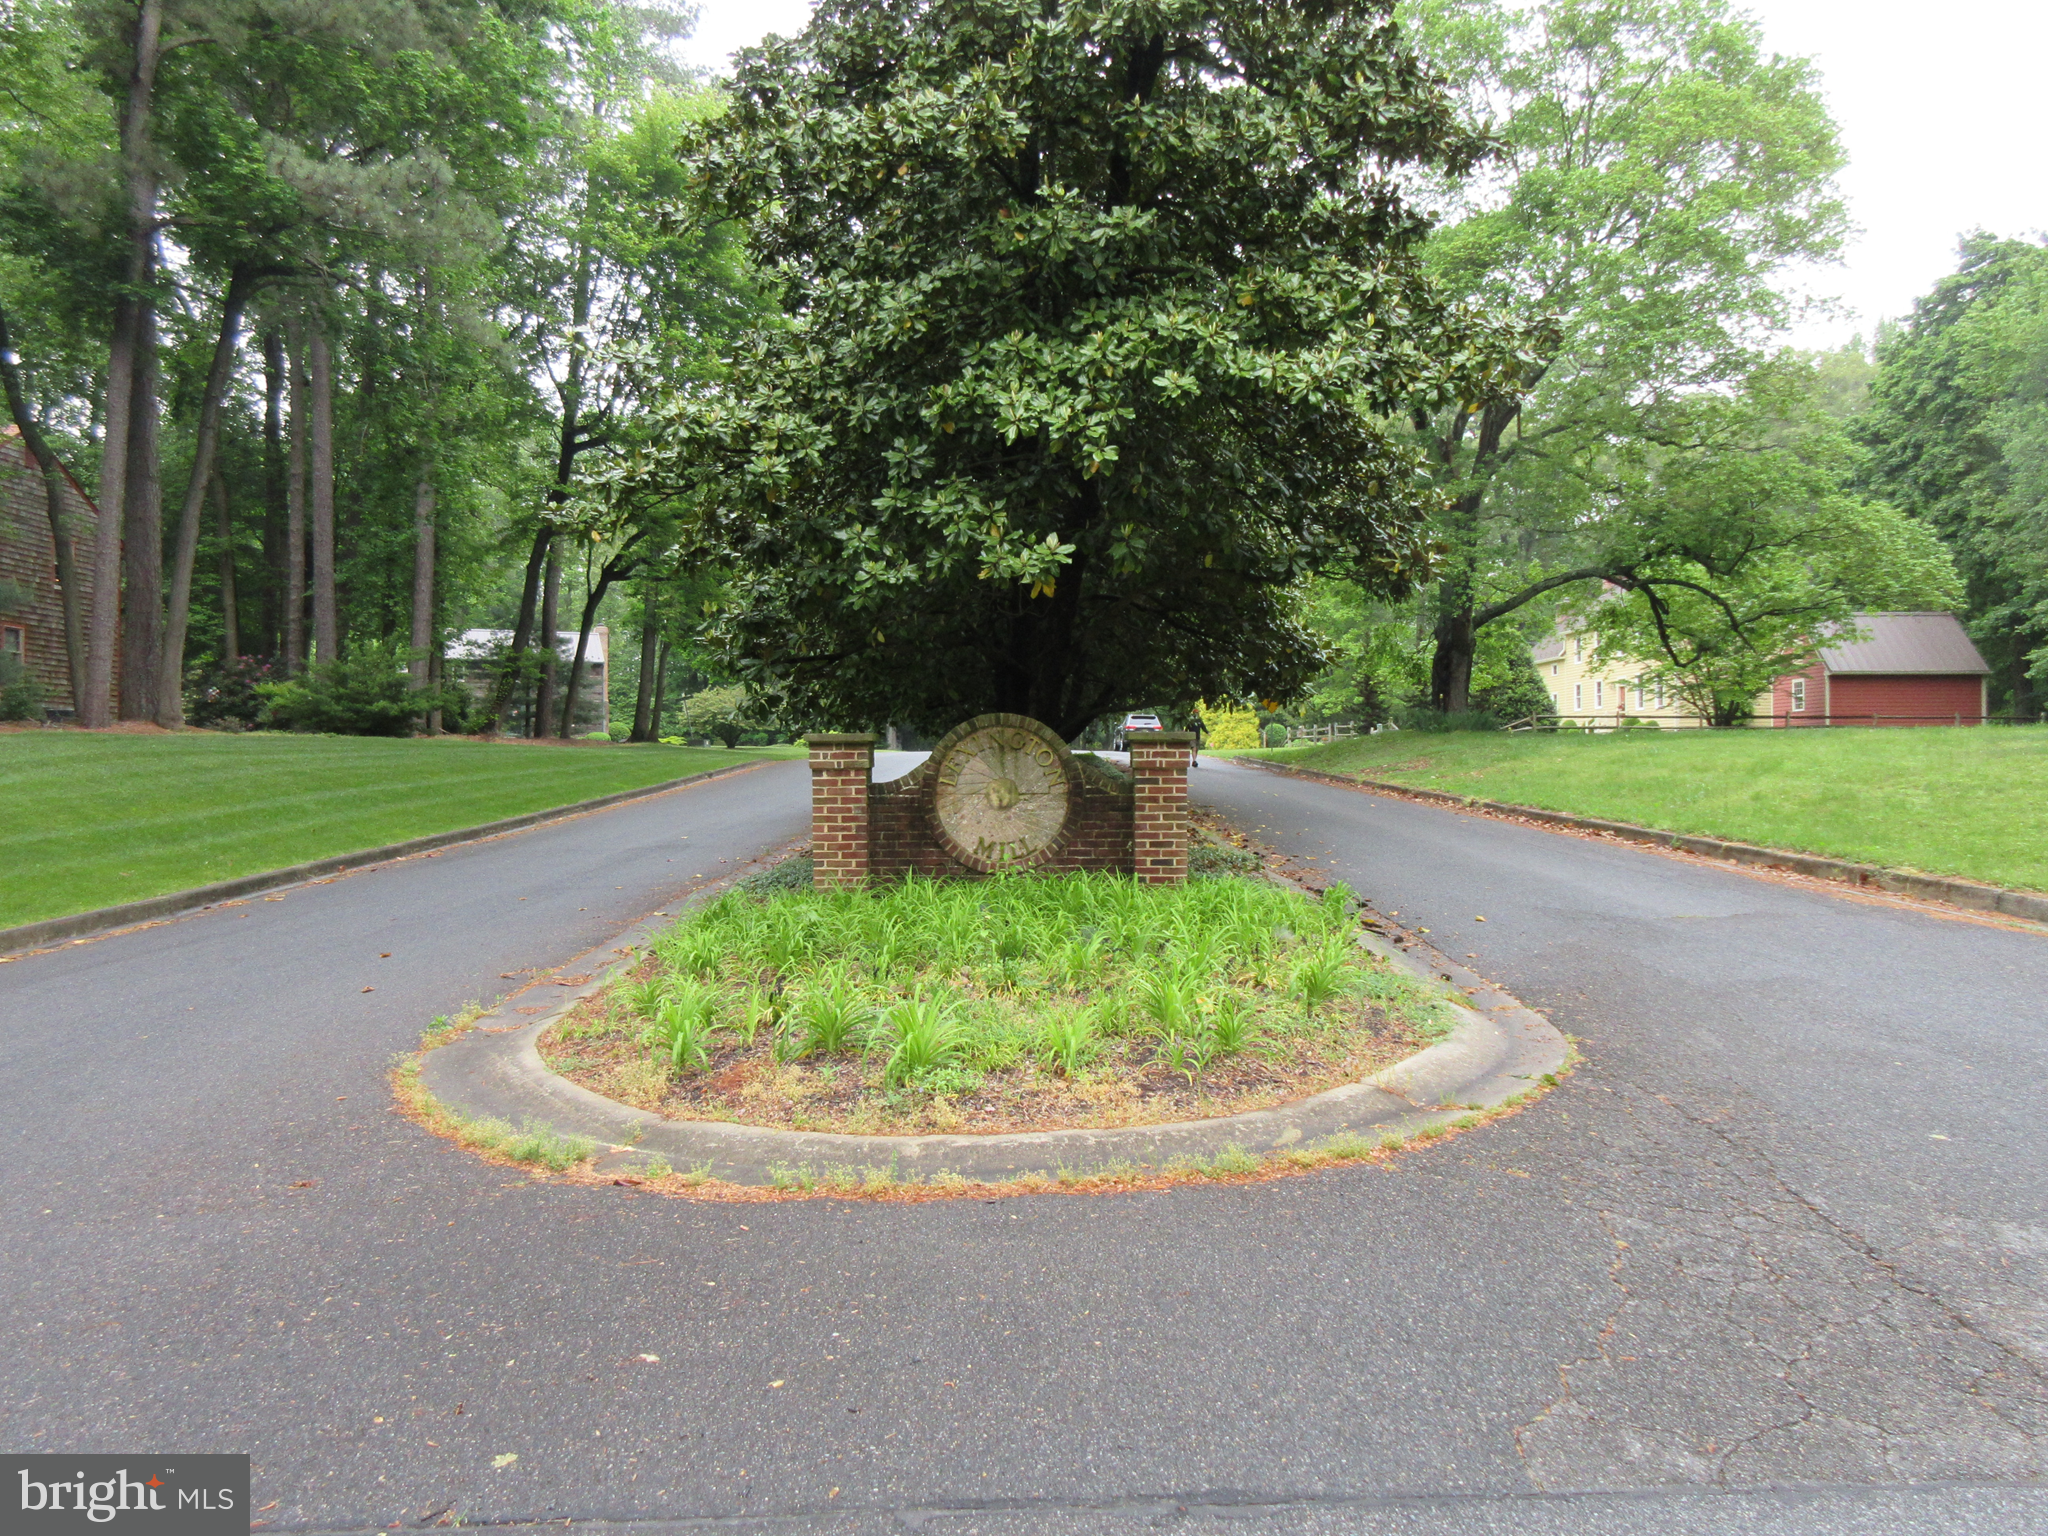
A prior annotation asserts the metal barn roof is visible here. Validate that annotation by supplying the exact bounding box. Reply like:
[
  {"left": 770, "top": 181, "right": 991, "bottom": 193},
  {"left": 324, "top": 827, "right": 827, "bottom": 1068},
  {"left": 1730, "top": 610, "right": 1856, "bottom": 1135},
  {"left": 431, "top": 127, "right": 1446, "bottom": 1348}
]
[{"left": 1820, "top": 613, "right": 1988, "bottom": 675}]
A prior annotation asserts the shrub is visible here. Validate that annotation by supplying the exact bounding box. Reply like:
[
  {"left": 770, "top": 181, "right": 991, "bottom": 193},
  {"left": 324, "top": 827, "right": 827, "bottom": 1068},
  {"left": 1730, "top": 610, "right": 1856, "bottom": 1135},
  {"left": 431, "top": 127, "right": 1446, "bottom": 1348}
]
[
  {"left": 1471, "top": 644, "right": 1555, "bottom": 723},
  {"left": 1195, "top": 699, "right": 1262, "bottom": 750},
  {"left": 0, "top": 652, "right": 45, "bottom": 722},
  {"left": 259, "top": 642, "right": 449, "bottom": 736},
  {"left": 185, "top": 655, "right": 277, "bottom": 730},
  {"left": 670, "top": 684, "right": 757, "bottom": 748}
]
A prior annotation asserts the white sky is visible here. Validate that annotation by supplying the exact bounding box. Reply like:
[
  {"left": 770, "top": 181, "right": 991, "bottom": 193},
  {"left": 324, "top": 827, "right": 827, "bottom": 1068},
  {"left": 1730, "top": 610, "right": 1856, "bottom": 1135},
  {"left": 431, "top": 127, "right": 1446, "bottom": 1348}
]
[{"left": 678, "top": 0, "right": 2048, "bottom": 353}]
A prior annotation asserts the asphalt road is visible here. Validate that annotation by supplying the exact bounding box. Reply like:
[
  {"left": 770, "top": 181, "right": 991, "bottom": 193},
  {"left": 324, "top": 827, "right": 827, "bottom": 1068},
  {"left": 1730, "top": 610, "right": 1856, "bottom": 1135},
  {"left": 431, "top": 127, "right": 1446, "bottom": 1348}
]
[{"left": 4, "top": 755, "right": 2046, "bottom": 1535}]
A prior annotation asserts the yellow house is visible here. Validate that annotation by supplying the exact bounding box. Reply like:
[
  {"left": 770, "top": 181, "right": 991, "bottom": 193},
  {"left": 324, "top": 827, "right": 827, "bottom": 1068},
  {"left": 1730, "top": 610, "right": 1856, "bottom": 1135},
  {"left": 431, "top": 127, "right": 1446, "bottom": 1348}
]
[{"left": 1530, "top": 623, "right": 1705, "bottom": 727}]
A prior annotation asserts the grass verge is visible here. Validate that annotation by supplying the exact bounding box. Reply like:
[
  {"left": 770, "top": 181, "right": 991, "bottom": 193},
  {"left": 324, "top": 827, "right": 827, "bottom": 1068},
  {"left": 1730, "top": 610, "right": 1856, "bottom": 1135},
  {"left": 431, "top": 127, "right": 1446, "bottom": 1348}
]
[
  {"left": 1237, "top": 726, "right": 2048, "bottom": 892},
  {"left": 0, "top": 732, "right": 803, "bottom": 927},
  {"left": 538, "top": 869, "right": 1459, "bottom": 1136}
]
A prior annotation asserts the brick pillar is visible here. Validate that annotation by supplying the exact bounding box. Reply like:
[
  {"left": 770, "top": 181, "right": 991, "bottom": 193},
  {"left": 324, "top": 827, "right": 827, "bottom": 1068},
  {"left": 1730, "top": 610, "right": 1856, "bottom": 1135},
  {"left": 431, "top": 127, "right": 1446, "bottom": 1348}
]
[
  {"left": 806, "top": 734, "right": 876, "bottom": 890},
  {"left": 1126, "top": 730, "right": 1194, "bottom": 885}
]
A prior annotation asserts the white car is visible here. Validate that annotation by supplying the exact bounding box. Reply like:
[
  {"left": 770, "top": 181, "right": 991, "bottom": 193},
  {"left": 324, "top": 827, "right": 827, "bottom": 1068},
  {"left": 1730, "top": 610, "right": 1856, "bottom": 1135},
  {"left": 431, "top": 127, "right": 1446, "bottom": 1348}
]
[{"left": 1110, "top": 712, "right": 1162, "bottom": 750}]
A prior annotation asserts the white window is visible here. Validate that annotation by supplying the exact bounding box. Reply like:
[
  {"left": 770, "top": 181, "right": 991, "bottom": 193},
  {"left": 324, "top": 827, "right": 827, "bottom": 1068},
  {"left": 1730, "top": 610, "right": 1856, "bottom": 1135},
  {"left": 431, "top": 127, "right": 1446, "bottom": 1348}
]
[
  {"left": 1594, "top": 680, "right": 1604, "bottom": 707},
  {"left": 1573, "top": 636, "right": 1583, "bottom": 661},
  {"left": 0, "top": 625, "right": 22, "bottom": 663},
  {"left": 1573, "top": 683, "right": 1583, "bottom": 711},
  {"left": 1635, "top": 682, "right": 1647, "bottom": 709},
  {"left": 1790, "top": 677, "right": 1807, "bottom": 713},
  {"left": 1655, "top": 681, "right": 1666, "bottom": 708},
  {"left": 1552, "top": 663, "right": 1559, "bottom": 676}
]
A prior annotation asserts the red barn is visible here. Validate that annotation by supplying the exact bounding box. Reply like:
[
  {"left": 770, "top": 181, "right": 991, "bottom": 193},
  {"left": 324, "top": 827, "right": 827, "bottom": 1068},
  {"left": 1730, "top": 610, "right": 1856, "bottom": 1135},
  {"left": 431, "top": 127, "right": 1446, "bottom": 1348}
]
[{"left": 1770, "top": 612, "right": 1990, "bottom": 727}]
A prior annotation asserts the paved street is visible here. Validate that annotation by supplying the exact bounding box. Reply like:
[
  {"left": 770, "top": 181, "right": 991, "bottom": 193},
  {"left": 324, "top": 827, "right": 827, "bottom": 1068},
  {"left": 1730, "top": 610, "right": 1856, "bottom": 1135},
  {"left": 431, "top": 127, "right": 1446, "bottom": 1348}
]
[{"left": 4, "top": 756, "right": 2046, "bottom": 1534}]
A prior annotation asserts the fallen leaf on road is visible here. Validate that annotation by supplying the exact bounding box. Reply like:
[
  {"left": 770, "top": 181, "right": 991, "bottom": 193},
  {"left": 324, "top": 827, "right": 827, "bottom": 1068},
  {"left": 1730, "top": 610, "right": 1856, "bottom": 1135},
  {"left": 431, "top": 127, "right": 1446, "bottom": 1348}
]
[
  {"left": 769, "top": 1380, "right": 784, "bottom": 1388},
  {"left": 491, "top": 1453, "right": 517, "bottom": 1469},
  {"left": 638, "top": 1353, "right": 660, "bottom": 1363},
  {"left": 551, "top": 975, "right": 592, "bottom": 986},
  {"left": 361, "top": 986, "right": 374, "bottom": 993}
]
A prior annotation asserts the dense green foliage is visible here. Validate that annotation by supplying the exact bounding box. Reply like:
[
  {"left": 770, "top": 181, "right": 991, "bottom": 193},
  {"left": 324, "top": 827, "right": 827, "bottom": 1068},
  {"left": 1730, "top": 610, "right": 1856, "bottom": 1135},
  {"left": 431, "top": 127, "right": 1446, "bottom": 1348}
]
[
  {"left": 616, "top": 0, "right": 1540, "bottom": 737},
  {"left": 1266, "top": 0, "right": 1965, "bottom": 728},
  {"left": 0, "top": 0, "right": 2027, "bottom": 749},
  {"left": 0, "top": 0, "right": 768, "bottom": 735},
  {"left": 1856, "top": 238, "right": 2048, "bottom": 716},
  {"left": 1244, "top": 726, "right": 2048, "bottom": 891}
]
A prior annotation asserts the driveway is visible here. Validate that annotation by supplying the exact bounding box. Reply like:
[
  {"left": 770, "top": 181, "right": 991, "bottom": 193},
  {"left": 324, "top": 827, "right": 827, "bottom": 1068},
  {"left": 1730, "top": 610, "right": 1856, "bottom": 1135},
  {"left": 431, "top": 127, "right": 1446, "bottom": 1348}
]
[{"left": 2, "top": 755, "right": 2044, "bottom": 1535}]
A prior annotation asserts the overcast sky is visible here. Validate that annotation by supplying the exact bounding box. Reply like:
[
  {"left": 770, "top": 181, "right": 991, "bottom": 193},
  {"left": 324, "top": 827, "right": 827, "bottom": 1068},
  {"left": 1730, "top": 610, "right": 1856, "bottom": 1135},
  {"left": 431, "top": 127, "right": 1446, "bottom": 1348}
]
[{"left": 676, "top": 0, "right": 2048, "bottom": 352}]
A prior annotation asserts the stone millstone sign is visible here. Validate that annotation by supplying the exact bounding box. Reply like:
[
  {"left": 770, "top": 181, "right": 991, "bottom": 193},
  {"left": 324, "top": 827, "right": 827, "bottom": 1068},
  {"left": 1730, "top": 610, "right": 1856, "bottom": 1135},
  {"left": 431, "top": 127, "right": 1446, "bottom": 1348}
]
[{"left": 807, "top": 713, "right": 1195, "bottom": 889}]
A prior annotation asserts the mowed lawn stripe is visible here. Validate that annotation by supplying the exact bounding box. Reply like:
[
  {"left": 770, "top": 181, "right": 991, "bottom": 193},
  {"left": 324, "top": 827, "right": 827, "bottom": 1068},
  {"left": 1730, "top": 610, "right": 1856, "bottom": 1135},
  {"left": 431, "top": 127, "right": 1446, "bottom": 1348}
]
[
  {"left": 0, "top": 734, "right": 803, "bottom": 928},
  {"left": 1238, "top": 726, "right": 2048, "bottom": 894}
]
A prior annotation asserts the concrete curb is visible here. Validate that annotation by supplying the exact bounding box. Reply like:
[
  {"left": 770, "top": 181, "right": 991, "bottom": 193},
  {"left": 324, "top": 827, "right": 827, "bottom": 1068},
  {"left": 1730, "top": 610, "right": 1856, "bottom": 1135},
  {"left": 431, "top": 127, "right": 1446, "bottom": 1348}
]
[
  {"left": 1244, "top": 758, "right": 2048, "bottom": 926},
  {"left": 0, "top": 757, "right": 780, "bottom": 959},
  {"left": 416, "top": 869, "right": 1570, "bottom": 1188}
]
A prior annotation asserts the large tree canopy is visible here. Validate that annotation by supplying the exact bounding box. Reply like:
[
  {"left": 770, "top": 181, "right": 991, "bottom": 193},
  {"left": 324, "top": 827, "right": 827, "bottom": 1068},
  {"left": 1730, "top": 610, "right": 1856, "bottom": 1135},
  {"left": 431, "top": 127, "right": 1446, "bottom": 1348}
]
[
  {"left": 1398, "top": 0, "right": 1854, "bottom": 711},
  {"left": 1856, "top": 237, "right": 2048, "bottom": 716},
  {"left": 619, "top": 0, "right": 1540, "bottom": 739}
]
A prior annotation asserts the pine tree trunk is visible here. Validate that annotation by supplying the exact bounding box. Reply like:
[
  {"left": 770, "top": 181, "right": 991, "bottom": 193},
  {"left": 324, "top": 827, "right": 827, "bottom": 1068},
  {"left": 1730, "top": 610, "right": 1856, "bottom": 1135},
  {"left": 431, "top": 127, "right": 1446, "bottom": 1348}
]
[
  {"left": 409, "top": 473, "right": 435, "bottom": 691},
  {"left": 214, "top": 472, "right": 238, "bottom": 664},
  {"left": 82, "top": 297, "right": 135, "bottom": 727},
  {"left": 284, "top": 325, "right": 308, "bottom": 674},
  {"left": 158, "top": 269, "right": 251, "bottom": 724},
  {"left": 118, "top": 299, "right": 162, "bottom": 722},
  {"left": 534, "top": 538, "right": 559, "bottom": 738},
  {"left": 0, "top": 304, "right": 87, "bottom": 710},
  {"left": 631, "top": 596, "right": 660, "bottom": 742},
  {"left": 261, "top": 328, "right": 286, "bottom": 659},
  {"left": 308, "top": 325, "right": 337, "bottom": 666},
  {"left": 653, "top": 639, "right": 671, "bottom": 738},
  {"left": 83, "top": 0, "right": 164, "bottom": 727}
]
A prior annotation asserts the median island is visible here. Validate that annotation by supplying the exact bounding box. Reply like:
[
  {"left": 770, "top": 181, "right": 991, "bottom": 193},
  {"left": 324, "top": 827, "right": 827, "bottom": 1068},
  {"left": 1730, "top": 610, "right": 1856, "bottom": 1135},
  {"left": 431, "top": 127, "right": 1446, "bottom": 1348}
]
[{"left": 538, "top": 867, "right": 1457, "bottom": 1136}]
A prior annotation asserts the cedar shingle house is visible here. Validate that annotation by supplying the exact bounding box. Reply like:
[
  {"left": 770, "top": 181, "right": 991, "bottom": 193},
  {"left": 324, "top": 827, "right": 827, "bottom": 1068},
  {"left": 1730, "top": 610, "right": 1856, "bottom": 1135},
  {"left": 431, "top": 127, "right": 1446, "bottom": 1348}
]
[{"left": 0, "top": 433, "right": 101, "bottom": 717}]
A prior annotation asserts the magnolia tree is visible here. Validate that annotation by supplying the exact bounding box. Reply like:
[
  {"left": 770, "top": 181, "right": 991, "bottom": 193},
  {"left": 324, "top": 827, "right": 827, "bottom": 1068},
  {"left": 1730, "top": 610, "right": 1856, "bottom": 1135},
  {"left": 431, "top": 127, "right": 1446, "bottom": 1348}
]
[{"left": 616, "top": 0, "right": 1540, "bottom": 738}]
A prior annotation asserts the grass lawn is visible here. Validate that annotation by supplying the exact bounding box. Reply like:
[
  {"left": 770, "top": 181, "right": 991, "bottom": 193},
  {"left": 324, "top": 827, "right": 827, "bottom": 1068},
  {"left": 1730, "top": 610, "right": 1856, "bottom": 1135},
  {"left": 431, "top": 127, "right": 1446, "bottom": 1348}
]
[
  {"left": 1234, "top": 726, "right": 2048, "bottom": 893},
  {"left": 0, "top": 732, "right": 805, "bottom": 929}
]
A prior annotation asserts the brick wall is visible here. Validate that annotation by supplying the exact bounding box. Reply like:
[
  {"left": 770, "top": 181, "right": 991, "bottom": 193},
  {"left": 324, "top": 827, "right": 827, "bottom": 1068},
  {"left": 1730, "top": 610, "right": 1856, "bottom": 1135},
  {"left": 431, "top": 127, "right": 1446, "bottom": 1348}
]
[
  {"left": 806, "top": 719, "right": 1192, "bottom": 888},
  {"left": 1, "top": 439, "right": 101, "bottom": 713},
  {"left": 1127, "top": 731, "right": 1195, "bottom": 884},
  {"left": 807, "top": 734, "right": 875, "bottom": 889}
]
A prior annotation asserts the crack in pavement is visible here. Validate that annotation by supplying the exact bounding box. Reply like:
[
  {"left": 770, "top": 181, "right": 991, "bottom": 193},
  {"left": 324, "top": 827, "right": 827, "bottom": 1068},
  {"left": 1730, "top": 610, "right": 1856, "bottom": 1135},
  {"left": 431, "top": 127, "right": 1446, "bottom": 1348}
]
[{"left": 1509, "top": 1077, "right": 2046, "bottom": 1492}]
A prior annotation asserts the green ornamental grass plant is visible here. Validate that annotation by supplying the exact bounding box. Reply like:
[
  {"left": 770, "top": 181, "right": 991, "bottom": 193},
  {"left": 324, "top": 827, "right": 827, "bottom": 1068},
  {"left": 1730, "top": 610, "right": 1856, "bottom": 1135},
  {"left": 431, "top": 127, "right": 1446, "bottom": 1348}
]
[{"left": 543, "top": 869, "right": 1456, "bottom": 1134}]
